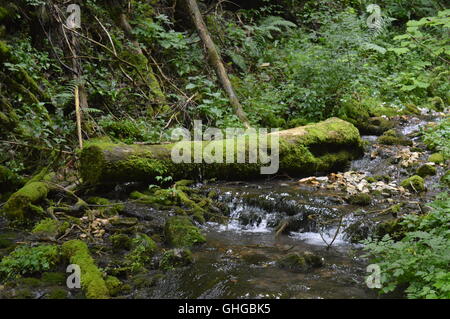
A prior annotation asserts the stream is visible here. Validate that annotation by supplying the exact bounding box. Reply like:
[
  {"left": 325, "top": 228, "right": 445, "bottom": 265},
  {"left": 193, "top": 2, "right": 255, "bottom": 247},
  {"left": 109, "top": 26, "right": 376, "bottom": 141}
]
[
  {"left": 131, "top": 114, "right": 444, "bottom": 299},
  {"left": 0, "top": 114, "right": 446, "bottom": 299}
]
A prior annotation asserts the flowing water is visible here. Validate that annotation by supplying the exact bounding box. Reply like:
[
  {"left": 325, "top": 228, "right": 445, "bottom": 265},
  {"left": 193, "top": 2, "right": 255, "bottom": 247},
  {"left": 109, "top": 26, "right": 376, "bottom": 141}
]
[
  {"left": 140, "top": 181, "right": 379, "bottom": 299},
  {"left": 138, "top": 114, "right": 443, "bottom": 299}
]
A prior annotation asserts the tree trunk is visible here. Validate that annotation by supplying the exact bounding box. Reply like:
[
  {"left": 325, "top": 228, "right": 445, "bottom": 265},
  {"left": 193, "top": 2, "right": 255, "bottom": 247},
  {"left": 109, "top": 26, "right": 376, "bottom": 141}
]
[
  {"left": 116, "top": 11, "right": 167, "bottom": 113},
  {"left": 184, "top": 0, "right": 251, "bottom": 128},
  {"left": 79, "top": 118, "right": 363, "bottom": 185}
]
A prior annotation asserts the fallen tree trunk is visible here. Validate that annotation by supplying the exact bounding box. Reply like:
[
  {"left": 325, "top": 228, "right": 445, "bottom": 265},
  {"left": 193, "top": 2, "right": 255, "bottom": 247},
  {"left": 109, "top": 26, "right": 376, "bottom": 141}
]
[
  {"left": 79, "top": 118, "right": 363, "bottom": 186},
  {"left": 1, "top": 169, "right": 54, "bottom": 221},
  {"left": 184, "top": 0, "right": 251, "bottom": 128}
]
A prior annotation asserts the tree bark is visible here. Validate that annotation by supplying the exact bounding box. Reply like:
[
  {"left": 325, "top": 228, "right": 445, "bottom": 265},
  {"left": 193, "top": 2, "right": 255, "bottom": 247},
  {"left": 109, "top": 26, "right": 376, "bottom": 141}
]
[
  {"left": 79, "top": 118, "right": 363, "bottom": 185},
  {"left": 184, "top": 0, "right": 251, "bottom": 128}
]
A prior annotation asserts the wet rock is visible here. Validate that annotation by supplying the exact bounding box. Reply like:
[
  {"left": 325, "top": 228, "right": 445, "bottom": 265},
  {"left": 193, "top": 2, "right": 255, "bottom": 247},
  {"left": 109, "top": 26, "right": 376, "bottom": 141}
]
[
  {"left": 344, "top": 220, "right": 373, "bottom": 243},
  {"left": 240, "top": 251, "right": 270, "bottom": 264},
  {"left": 277, "top": 252, "right": 323, "bottom": 272},
  {"left": 400, "top": 175, "right": 425, "bottom": 192},
  {"left": 159, "top": 248, "right": 193, "bottom": 270},
  {"left": 416, "top": 164, "right": 437, "bottom": 177},
  {"left": 238, "top": 209, "right": 263, "bottom": 227}
]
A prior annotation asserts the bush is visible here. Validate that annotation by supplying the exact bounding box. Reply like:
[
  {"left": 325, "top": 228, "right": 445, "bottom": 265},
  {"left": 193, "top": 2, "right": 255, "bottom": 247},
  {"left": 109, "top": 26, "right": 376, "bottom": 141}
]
[
  {"left": 364, "top": 193, "right": 450, "bottom": 299},
  {"left": 0, "top": 245, "right": 60, "bottom": 279}
]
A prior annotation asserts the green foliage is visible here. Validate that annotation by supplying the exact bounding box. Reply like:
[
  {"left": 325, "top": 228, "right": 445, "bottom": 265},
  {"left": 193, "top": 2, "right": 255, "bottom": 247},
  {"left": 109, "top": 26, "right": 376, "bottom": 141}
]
[
  {"left": 423, "top": 118, "right": 450, "bottom": 158},
  {"left": 98, "top": 115, "right": 168, "bottom": 144},
  {"left": 364, "top": 193, "right": 450, "bottom": 299},
  {"left": 0, "top": 245, "right": 60, "bottom": 280},
  {"left": 125, "top": 233, "right": 157, "bottom": 272}
]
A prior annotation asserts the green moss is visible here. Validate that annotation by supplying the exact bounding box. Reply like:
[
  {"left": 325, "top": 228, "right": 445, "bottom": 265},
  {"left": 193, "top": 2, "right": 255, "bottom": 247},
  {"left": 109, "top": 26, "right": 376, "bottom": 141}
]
[
  {"left": 357, "top": 117, "right": 395, "bottom": 135},
  {"left": 347, "top": 193, "right": 371, "bottom": 206},
  {"left": 377, "top": 130, "right": 412, "bottom": 146},
  {"left": 80, "top": 118, "right": 364, "bottom": 184},
  {"left": 110, "top": 234, "right": 132, "bottom": 251},
  {"left": 365, "top": 176, "right": 376, "bottom": 183},
  {"left": 105, "top": 276, "right": 122, "bottom": 297},
  {"left": 18, "top": 277, "right": 42, "bottom": 288},
  {"left": 375, "top": 219, "right": 405, "bottom": 240},
  {"left": 41, "top": 272, "right": 66, "bottom": 285},
  {"left": 401, "top": 175, "right": 425, "bottom": 192},
  {"left": 125, "top": 233, "right": 158, "bottom": 272},
  {"left": 416, "top": 164, "right": 437, "bottom": 177},
  {"left": 159, "top": 248, "right": 193, "bottom": 271},
  {"left": 87, "top": 197, "right": 110, "bottom": 205},
  {"left": 0, "top": 40, "right": 10, "bottom": 61},
  {"left": 110, "top": 217, "right": 138, "bottom": 227},
  {"left": 61, "top": 240, "right": 109, "bottom": 299},
  {"left": 404, "top": 103, "right": 421, "bottom": 115},
  {"left": 164, "top": 216, "right": 206, "bottom": 247},
  {"left": 46, "top": 287, "right": 67, "bottom": 299},
  {"left": 1, "top": 170, "right": 53, "bottom": 222},
  {"left": 0, "top": 233, "right": 14, "bottom": 249},
  {"left": 428, "top": 153, "right": 444, "bottom": 164},
  {"left": 369, "top": 106, "right": 401, "bottom": 117},
  {"left": 32, "top": 218, "right": 69, "bottom": 238}
]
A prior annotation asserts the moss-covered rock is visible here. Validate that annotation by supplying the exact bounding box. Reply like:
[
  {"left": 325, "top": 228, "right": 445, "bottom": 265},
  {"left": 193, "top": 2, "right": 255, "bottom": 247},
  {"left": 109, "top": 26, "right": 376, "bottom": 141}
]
[
  {"left": 61, "top": 240, "right": 109, "bottom": 299},
  {"left": 32, "top": 218, "right": 69, "bottom": 239},
  {"left": 428, "top": 153, "right": 445, "bottom": 164},
  {"left": 159, "top": 248, "right": 193, "bottom": 271},
  {"left": 41, "top": 272, "right": 66, "bottom": 285},
  {"left": 404, "top": 103, "right": 421, "bottom": 115},
  {"left": 400, "top": 175, "right": 425, "bottom": 192},
  {"left": 164, "top": 216, "right": 206, "bottom": 247},
  {"left": 125, "top": 233, "right": 158, "bottom": 272},
  {"left": 375, "top": 219, "right": 405, "bottom": 240},
  {"left": 277, "top": 252, "right": 323, "bottom": 272},
  {"left": 46, "top": 287, "right": 67, "bottom": 299},
  {"left": 87, "top": 197, "right": 125, "bottom": 216},
  {"left": 347, "top": 193, "right": 371, "bottom": 206},
  {"left": 416, "top": 164, "right": 437, "bottom": 177},
  {"left": 357, "top": 117, "right": 395, "bottom": 135},
  {"left": 110, "top": 233, "right": 133, "bottom": 251},
  {"left": 376, "top": 129, "right": 412, "bottom": 146},
  {"left": 105, "top": 276, "right": 122, "bottom": 297}
]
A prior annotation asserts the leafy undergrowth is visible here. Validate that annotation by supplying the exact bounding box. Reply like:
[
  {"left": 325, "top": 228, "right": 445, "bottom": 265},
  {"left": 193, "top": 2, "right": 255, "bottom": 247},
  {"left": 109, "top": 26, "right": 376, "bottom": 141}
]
[{"left": 364, "top": 193, "right": 450, "bottom": 299}]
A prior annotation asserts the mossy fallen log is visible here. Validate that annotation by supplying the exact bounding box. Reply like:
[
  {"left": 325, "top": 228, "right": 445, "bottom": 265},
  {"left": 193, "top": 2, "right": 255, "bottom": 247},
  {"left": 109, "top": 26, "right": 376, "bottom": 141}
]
[
  {"left": 61, "top": 240, "right": 109, "bottom": 299},
  {"left": 1, "top": 169, "right": 54, "bottom": 221},
  {"left": 79, "top": 118, "right": 363, "bottom": 185}
]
